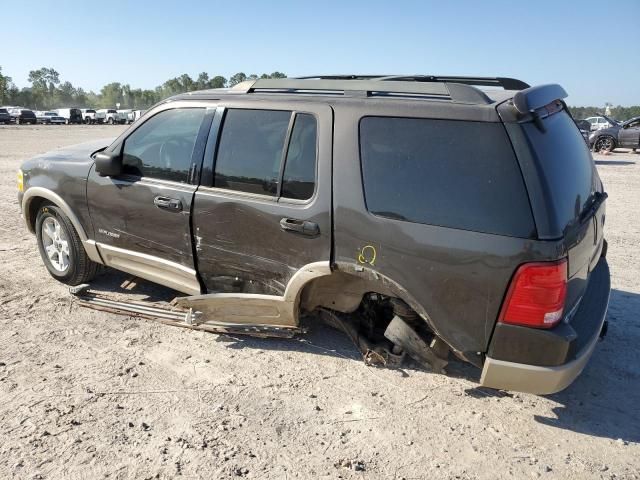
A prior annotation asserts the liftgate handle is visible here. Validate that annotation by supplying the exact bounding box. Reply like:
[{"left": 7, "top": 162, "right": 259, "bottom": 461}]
[
  {"left": 154, "top": 196, "right": 182, "bottom": 211},
  {"left": 279, "top": 217, "right": 320, "bottom": 236}
]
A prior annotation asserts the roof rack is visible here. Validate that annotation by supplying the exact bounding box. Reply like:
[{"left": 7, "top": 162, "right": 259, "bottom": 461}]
[
  {"left": 229, "top": 78, "right": 495, "bottom": 105},
  {"left": 296, "top": 75, "right": 530, "bottom": 91}
]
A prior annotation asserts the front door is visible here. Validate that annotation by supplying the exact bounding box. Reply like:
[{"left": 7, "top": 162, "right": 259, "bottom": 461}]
[
  {"left": 87, "top": 105, "right": 211, "bottom": 294},
  {"left": 192, "top": 101, "right": 333, "bottom": 296},
  {"left": 618, "top": 118, "right": 640, "bottom": 148}
]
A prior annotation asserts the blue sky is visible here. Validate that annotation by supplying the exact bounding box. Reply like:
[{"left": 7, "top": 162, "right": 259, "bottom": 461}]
[{"left": 2, "top": 0, "right": 638, "bottom": 106}]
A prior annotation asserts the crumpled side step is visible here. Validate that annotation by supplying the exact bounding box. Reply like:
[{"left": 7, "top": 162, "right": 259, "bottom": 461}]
[{"left": 70, "top": 286, "right": 301, "bottom": 338}]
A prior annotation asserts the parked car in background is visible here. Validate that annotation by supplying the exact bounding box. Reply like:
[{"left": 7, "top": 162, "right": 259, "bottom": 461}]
[
  {"left": 126, "top": 109, "right": 146, "bottom": 124},
  {"left": 0, "top": 108, "right": 11, "bottom": 124},
  {"left": 17, "top": 75, "right": 610, "bottom": 395},
  {"left": 98, "top": 109, "right": 120, "bottom": 125},
  {"left": 590, "top": 116, "right": 640, "bottom": 152},
  {"left": 36, "top": 111, "right": 66, "bottom": 125},
  {"left": 81, "top": 109, "right": 106, "bottom": 124},
  {"left": 117, "top": 109, "right": 132, "bottom": 124},
  {"left": 10, "top": 108, "right": 37, "bottom": 125},
  {"left": 584, "top": 115, "right": 619, "bottom": 131},
  {"left": 56, "top": 108, "right": 83, "bottom": 124},
  {"left": 575, "top": 119, "right": 591, "bottom": 145}
]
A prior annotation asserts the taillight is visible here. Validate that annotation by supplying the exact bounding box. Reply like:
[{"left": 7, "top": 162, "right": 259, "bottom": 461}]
[{"left": 499, "top": 260, "right": 567, "bottom": 329}]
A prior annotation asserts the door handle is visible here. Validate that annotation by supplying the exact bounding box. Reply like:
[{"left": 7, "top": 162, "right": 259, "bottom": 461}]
[
  {"left": 279, "top": 217, "right": 320, "bottom": 236},
  {"left": 154, "top": 196, "right": 182, "bottom": 211}
]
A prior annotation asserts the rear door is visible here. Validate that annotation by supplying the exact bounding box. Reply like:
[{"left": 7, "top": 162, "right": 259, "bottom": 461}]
[
  {"left": 192, "top": 100, "right": 332, "bottom": 295},
  {"left": 87, "top": 103, "right": 213, "bottom": 294}
]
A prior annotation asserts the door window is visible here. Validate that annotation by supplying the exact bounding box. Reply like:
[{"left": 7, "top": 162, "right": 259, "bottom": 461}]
[
  {"left": 122, "top": 108, "right": 205, "bottom": 182},
  {"left": 213, "top": 109, "right": 318, "bottom": 200},
  {"left": 214, "top": 109, "right": 291, "bottom": 196},
  {"left": 281, "top": 113, "right": 317, "bottom": 200}
]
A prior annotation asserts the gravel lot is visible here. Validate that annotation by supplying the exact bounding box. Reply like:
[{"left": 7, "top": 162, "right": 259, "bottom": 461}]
[{"left": 1, "top": 125, "right": 639, "bottom": 479}]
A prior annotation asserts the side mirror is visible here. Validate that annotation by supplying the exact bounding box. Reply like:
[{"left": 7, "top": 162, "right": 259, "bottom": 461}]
[{"left": 94, "top": 151, "right": 122, "bottom": 177}]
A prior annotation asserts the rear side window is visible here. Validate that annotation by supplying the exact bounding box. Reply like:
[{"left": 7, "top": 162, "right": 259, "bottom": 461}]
[
  {"left": 122, "top": 108, "right": 205, "bottom": 182},
  {"left": 359, "top": 117, "right": 534, "bottom": 237}
]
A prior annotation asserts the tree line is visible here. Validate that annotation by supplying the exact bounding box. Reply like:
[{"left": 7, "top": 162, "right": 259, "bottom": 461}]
[
  {"left": 0, "top": 66, "right": 286, "bottom": 110},
  {"left": 568, "top": 106, "right": 640, "bottom": 122},
  {"left": 1, "top": 66, "right": 639, "bottom": 119}
]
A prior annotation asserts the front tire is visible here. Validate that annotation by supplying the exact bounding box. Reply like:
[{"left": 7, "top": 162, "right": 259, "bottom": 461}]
[
  {"left": 35, "top": 204, "right": 99, "bottom": 285},
  {"left": 594, "top": 136, "right": 616, "bottom": 153}
]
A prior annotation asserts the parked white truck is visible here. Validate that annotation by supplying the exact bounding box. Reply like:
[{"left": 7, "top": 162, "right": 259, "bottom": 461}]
[
  {"left": 81, "top": 109, "right": 106, "bottom": 124},
  {"left": 97, "top": 109, "right": 130, "bottom": 125}
]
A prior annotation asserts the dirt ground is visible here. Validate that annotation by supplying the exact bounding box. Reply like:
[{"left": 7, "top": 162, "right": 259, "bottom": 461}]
[{"left": 1, "top": 124, "right": 639, "bottom": 480}]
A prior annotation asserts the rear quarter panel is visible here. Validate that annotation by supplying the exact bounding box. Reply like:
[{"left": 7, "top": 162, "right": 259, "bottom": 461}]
[{"left": 332, "top": 101, "right": 562, "bottom": 354}]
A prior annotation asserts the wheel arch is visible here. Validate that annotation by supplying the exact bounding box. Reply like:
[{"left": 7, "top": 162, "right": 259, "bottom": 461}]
[
  {"left": 23, "top": 187, "right": 89, "bottom": 240},
  {"left": 299, "top": 261, "right": 447, "bottom": 345},
  {"left": 22, "top": 187, "right": 103, "bottom": 263}
]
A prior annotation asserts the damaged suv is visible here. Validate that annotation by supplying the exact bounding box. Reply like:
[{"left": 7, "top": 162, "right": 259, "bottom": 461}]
[{"left": 18, "top": 75, "right": 610, "bottom": 394}]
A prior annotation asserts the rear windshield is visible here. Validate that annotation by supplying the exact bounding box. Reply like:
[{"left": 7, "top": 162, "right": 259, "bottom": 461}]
[
  {"left": 86, "top": 109, "right": 96, "bottom": 113},
  {"left": 359, "top": 117, "right": 535, "bottom": 237},
  {"left": 107, "top": 109, "right": 117, "bottom": 113},
  {"left": 0, "top": 109, "right": 7, "bottom": 114},
  {"left": 22, "top": 110, "right": 34, "bottom": 116},
  {"left": 522, "top": 110, "right": 596, "bottom": 230}
]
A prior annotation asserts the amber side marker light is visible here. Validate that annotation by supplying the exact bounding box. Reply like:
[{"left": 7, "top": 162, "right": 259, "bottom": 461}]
[
  {"left": 499, "top": 259, "right": 568, "bottom": 329},
  {"left": 17, "top": 169, "right": 23, "bottom": 192}
]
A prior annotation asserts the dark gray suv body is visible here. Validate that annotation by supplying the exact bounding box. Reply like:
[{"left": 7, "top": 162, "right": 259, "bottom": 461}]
[{"left": 18, "top": 76, "right": 610, "bottom": 394}]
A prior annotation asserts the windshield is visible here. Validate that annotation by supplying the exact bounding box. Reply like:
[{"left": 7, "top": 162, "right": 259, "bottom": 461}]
[
  {"left": 107, "top": 109, "right": 117, "bottom": 113},
  {"left": 45, "top": 112, "right": 56, "bottom": 116},
  {"left": 623, "top": 116, "right": 640, "bottom": 127},
  {"left": 86, "top": 109, "right": 96, "bottom": 113}
]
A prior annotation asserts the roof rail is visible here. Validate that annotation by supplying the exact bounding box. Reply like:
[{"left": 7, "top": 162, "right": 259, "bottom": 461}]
[
  {"left": 230, "top": 78, "right": 493, "bottom": 105},
  {"left": 296, "top": 75, "right": 530, "bottom": 90}
]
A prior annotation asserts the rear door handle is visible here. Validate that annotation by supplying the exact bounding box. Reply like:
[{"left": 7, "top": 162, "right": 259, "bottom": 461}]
[
  {"left": 279, "top": 217, "right": 320, "bottom": 236},
  {"left": 154, "top": 196, "right": 182, "bottom": 211}
]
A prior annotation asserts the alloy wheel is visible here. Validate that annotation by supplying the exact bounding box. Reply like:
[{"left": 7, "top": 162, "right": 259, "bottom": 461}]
[{"left": 41, "top": 217, "right": 70, "bottom": 272}]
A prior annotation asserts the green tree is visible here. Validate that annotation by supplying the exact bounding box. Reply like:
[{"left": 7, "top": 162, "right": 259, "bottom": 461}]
[
  {"left": 54, "top": 81, "right": 76, "bottom": 107},
  {"left": 209, "top": 76, "right": 226, "bottom": 88},
  {"left": 196, "top": 72, "right": 210, "bottom": 90},
  {"left": 228, "top": 72, "right": 247, "bottom": 86},
  {"left": 100, "top": 82, "right": 124, "bottom": 108},
  {"left": 28, "top": 67, "right": 60, "bottom": 109},
  {"left": 0, "top": 66, "right": 12, "bottom": 105},
  {"left": 179, "top": 74, "right": 195, "bottom": 92}
]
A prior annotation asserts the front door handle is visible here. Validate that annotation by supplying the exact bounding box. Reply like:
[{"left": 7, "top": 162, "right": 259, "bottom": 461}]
[
  {"left": 279, "top": 217, "right": 320, "bottom": 236},
  {"left": 154, "top": 196, "right": 182, "bottom": 212}
]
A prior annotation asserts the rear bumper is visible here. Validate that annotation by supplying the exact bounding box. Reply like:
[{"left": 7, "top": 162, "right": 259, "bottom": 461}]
[{"left": 480, "top": 257, "right": 610, "bottom": 394}]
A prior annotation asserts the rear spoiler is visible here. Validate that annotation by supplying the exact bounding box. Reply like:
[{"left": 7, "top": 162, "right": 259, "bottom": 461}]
[{"left": 512, "top": 84, "right": 568, "bottom": 114}]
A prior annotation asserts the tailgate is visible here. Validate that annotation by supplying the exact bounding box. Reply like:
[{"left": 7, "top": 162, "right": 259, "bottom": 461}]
[{"left": 517, "top": 107, "right": 607, "bottom": 317}]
